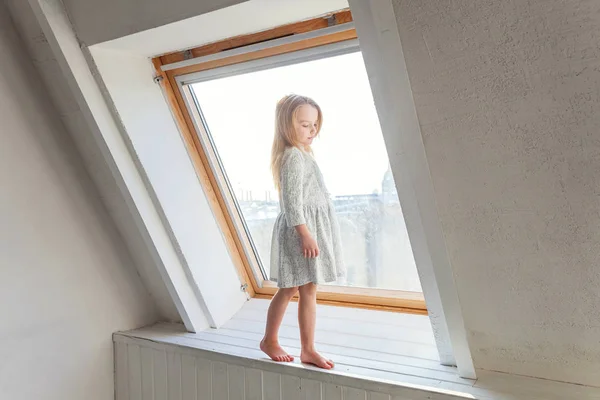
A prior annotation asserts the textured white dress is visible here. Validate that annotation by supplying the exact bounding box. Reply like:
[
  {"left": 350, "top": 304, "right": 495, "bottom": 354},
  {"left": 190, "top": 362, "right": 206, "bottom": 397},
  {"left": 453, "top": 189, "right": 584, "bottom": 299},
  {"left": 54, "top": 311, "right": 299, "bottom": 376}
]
[{"left": 270, "top": 147, "right": 345, "bottom": 288}]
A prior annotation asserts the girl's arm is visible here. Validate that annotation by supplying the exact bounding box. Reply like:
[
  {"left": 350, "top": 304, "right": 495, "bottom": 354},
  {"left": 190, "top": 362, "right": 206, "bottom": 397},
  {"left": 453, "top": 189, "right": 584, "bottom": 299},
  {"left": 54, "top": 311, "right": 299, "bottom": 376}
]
[
  {"left": 281, "top": 148, "right": 305, "bottom": 227},
  {"left": 280, "top": 149, "right": 319, "bottom": 258}
]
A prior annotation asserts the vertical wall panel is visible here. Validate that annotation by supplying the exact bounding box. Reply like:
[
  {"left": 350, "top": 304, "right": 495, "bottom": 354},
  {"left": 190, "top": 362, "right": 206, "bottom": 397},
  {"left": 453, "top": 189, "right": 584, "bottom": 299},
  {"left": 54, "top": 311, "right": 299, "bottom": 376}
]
[
  {"left": 115, "top": 342, "right": 130, "bottom": 400},
  {"left": 167, "top": 352, "right": 182, "bottom": 400},
  {"left": 281, "top": 375, "right": 301, "bottom": 400},
  {"left": 342, "top": 387, "right": 367, "bottom": 400},
  {"left": 228, "top": 364, "right": 245, "bottom": 400},
  {"left": 245, "top": 368, "right": 263, "bottom": 400},
  {"left": 262, "top": 371, "right": 281, "bottom": 400},
  {"left": 140, "top": 347, "right": 154, "bottom": 400},
  {"left": 196, "top": 357, "right": 212, "bottom": 400},
  {"left": 153, "top": 349, "right": 168, "bottom": 400},
  {"left": 323, "top": 383, "right": 342, "bottom": 400},
  {"left": 368, "top": 392, "right": 391, "bottom": 400},
  {"left": 300, "top": 379, "right": 322, "bottom": 400},
  {"left": 181, "top": 354, "right": 197, "bottom": 400},
  {"left": 128, "top": 344, "right": 143, "bottom": 400},
  {"left": 212, "top": 361, "right": 229, "bottom": 400}
]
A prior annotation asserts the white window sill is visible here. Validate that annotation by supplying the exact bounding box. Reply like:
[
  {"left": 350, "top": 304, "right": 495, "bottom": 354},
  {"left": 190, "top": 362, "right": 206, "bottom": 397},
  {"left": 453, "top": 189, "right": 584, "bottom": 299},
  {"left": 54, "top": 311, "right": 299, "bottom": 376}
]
[{"left": 115, "top": 299, "right": 600, "bottom": 400}]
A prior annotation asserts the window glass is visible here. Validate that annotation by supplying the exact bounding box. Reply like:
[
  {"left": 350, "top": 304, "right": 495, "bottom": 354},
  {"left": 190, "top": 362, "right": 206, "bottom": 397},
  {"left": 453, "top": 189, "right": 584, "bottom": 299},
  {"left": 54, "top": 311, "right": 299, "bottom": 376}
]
[{"left": 190, "top": 51, "right": 421, "bottom": 292}]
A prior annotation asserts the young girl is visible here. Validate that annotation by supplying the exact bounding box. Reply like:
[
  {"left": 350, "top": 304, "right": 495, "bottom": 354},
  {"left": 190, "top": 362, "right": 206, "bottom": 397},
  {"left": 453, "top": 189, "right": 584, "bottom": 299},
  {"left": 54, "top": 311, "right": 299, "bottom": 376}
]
[{"left": 260, "top": 94, "right": 345, "bottom": 369}]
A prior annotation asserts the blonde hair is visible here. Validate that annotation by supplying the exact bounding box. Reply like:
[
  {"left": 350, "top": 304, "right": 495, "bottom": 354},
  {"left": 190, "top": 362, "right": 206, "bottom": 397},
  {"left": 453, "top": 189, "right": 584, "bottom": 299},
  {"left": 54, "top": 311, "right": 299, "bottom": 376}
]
[{"left": 270, "top": 94, "right": 323, "bottom": 191}]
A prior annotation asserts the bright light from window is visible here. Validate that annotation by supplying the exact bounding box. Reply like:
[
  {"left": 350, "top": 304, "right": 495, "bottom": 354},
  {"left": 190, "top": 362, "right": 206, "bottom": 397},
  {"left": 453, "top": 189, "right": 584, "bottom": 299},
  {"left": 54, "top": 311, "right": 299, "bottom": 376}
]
[{"left": 191, "top": 51, "right": 421, "bottom": 292}]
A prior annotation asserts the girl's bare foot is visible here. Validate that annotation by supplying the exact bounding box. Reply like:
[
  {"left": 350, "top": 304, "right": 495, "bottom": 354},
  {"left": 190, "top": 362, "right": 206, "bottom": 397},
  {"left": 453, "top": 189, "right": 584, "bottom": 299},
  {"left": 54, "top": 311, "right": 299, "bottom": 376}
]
[
  {"left": 300, "top": 349, "right": 334, "bottom": 369},
  {"left": 260, "top": 338, "right": 294, "bottom": 362}
]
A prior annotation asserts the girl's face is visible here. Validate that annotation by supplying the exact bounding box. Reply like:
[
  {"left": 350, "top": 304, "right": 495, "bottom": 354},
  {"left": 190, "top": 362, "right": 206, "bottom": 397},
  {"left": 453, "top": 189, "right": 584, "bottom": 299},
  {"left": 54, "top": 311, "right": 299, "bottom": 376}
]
[{"left": 293, "top": 105, "right": 319, "bottom": 148}]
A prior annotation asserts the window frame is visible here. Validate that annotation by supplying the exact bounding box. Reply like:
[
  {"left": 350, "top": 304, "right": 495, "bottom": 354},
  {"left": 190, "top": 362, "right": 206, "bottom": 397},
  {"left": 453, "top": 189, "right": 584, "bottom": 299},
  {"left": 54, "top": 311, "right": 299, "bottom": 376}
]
[{"left": 153, "top": 10, "right": 427, "bottom": 314}]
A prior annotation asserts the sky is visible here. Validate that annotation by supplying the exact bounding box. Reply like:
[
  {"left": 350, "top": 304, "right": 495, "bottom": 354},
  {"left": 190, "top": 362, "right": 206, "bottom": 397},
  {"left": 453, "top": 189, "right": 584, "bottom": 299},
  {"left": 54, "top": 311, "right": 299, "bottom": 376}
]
[{"left": 190, "top": 51, "right": 392, "bottom": 199}]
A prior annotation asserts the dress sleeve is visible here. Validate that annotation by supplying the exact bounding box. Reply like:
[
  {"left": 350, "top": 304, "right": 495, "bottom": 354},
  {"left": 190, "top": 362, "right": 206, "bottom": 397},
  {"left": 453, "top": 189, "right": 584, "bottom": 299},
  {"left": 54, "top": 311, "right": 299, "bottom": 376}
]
[{"left": 280, "top": 148, "right": 306, "bottom": 227}]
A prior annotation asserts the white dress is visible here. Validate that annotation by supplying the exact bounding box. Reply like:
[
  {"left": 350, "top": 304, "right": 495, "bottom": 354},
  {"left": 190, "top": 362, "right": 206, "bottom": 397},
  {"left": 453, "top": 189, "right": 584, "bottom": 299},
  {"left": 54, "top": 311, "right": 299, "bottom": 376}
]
[{"left": 270, "top": 147, "right": 345, "bottom": 288}]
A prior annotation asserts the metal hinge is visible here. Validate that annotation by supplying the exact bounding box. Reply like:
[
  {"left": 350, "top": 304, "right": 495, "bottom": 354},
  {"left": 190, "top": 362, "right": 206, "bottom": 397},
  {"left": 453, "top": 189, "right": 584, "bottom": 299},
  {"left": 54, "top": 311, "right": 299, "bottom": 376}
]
[
  {"left": 183, "top": 49, "right": 194, "bottom": 60},
  {"left": 326, "top": 15, "right": 337, "bottom": 27},
  {"left": 240, "top": 283, "right": 250, "bottom": 300}
]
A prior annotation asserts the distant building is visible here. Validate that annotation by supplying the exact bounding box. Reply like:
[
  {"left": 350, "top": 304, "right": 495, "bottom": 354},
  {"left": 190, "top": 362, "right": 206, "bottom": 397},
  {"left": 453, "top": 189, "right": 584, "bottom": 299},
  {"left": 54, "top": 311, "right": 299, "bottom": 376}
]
[
  {"left": 234, "top": 167, "right": 421, "bottom": 292},
  {"left": 381, "top": 166, "right": 399, "bottom": 205}
]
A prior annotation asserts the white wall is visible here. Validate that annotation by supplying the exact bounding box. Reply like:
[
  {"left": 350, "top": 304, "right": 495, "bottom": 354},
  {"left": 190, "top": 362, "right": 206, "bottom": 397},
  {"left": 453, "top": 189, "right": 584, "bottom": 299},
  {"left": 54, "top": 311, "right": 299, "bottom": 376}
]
[
  {"left": 392, "top": 0, "right": 600, "bottom": 386},
  {"left": 0, "top": 8, "right": 158, "bottom": 400},
  {"left": 63, "top": 0, "right": 247, "bottom": 46},
  {"left": 5, "top": 0, "right": 182, "bottom": 322},
  {"left": 114, "top": 333, "right": 470, "bottom": 400}
]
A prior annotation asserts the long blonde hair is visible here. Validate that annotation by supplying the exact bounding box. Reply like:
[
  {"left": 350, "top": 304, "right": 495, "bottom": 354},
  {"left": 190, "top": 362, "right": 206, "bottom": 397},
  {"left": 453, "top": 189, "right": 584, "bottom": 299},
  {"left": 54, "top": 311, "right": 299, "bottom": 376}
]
[{"left": 270, "top": 94, "right": 323, "bottom": 191}]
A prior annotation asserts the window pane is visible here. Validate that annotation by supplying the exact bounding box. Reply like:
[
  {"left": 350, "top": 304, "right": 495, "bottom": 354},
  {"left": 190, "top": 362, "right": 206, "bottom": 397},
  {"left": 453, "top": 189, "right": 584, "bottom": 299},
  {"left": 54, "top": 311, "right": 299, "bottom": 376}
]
[{"left": 190, "top": 51, "right": 421, "bottom": 292}]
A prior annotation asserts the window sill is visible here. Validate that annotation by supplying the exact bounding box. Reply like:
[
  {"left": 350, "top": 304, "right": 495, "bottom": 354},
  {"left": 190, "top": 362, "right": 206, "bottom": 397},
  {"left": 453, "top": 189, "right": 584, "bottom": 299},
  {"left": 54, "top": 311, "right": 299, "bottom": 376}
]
[{"left": 114, "top": 299, "right": 600, "bottom": 400}]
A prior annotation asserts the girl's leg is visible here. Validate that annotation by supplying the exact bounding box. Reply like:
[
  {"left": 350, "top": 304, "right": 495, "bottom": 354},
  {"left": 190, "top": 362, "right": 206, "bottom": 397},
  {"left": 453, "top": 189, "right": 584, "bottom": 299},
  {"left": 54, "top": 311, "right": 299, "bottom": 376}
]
[
  {"left": 298, "top": 283, "right": 334, "bottom": 369},
  {"left": 260, "top": 286, "right": 298, "bottom": 362}
]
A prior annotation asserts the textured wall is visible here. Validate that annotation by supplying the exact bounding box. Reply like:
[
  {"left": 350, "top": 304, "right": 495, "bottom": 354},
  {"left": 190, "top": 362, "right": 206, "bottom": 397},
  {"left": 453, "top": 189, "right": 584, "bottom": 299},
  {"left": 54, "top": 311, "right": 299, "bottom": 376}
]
[{"left": 393, "top": 0, "right": 600, "bottom": 385}]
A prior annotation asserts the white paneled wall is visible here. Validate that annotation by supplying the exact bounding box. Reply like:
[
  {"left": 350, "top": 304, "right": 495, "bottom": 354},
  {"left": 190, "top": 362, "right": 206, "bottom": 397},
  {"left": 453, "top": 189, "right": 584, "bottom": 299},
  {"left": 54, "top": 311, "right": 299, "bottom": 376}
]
[
  {"left": 114, "top": 336, "right": 470, "bottom": 400},
  {"left": 116, "top": 341, "right": 383, "bottom": 400}
]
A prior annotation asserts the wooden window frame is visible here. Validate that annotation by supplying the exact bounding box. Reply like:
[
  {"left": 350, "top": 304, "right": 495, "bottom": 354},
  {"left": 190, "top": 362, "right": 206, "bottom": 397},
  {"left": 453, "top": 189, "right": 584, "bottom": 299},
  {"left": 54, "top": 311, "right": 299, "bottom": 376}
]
[{"left": 152, "top": 10, "right": 427, "bottom": 315}]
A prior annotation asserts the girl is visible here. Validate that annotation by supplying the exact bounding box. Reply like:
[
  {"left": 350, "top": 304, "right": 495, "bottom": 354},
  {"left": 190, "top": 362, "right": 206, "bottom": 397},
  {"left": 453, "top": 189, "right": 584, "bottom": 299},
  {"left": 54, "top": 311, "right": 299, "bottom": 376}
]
[{"left": 260, "top": 94, "right": 345, "bottom": 370}]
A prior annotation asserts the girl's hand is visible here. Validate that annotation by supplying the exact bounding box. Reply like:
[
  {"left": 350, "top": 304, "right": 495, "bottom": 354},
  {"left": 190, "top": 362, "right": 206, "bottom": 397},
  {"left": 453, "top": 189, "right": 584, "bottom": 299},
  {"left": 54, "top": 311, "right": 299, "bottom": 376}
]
[
  {"left": 295, "top": 224, "right": 319, "bottom": 258},
  {"left": 300, "top": 234, "right": 320, "bottom": 258}
]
